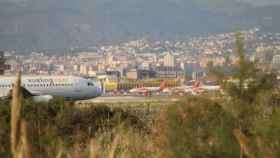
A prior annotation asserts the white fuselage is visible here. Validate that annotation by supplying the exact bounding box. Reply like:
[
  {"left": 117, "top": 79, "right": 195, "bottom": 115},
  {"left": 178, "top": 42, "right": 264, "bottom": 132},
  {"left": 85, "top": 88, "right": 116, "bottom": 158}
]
[
  {"left": 164, "top": 84, "right": 221, "bottom": 95},
  {"left": 129, "top": 87, "right": 161, "bottom": 93},
  {"left": 200, "top": 85, "right": 221, "bottom": 91},
  {"left": 0, "top": 76, "right": 102, "bottom": 101}
]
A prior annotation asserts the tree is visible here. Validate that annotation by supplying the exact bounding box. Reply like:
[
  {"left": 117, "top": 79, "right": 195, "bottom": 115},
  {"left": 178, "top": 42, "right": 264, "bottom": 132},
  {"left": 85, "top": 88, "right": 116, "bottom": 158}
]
[
  {"left": 224, "top": 31, "right": 279, "bottom": 158},
  {"left": 224, "top": 51, "right": 231, "bottom": 65},
  {"left": 226, "top": 30, "right": 276, "bottom": 103}
]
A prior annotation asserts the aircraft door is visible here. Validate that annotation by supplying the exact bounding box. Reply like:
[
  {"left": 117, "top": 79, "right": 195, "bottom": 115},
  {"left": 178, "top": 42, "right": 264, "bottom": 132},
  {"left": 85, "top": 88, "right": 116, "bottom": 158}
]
[{"left": 73, "top": 78, "right": 83, "bottom": 92}]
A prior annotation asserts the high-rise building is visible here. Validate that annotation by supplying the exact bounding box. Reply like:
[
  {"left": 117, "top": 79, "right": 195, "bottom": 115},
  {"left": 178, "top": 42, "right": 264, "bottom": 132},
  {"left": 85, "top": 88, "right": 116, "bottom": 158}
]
[
  {"left": 256, "top": 47, "right": 273, "bottom": 64},
  {"left": 80, "top": 64, "right": 89, "bottom": 75},
  {"left": 272, "top": 55, "right": 280, "bottom": 70},
  {"left": 73, "top": 64, "right": 80, "bottom": 72},
  {"left": 0, "top": 51, "right": 8, "bottom": 75},
  {"left": 163, "top": 52, "right": 175, "bottom": 67},
  {"left": 105, "top": 53, "right": 114, "bottom": 65}
]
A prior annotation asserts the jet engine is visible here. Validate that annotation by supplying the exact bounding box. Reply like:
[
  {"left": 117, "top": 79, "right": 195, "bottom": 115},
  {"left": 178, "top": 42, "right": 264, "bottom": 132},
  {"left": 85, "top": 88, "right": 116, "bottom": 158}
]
[{"left": 32, "top": 95, "right": 54, "bottom": 102}]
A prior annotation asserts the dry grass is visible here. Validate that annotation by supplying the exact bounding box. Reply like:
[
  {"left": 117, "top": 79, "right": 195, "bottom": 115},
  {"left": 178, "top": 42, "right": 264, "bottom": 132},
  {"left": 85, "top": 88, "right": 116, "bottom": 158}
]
[
  {"left": 10, "top": 71, "right": 33, "bottom": 158},
  {"left": 10, "top": 71, "right": 23, "bottom": 157},
  {"left": 20, "top": 120, "right": 33, "bottom": 158},
  {"left": 107, "top": 135, "right": 119, "bottom": 158},
  {"left": 83, "top": 124, "right": 156, "bottom": 158},
  {"left": 89, "top": 139, "right": 100, "bottom": 158},
  {"left": 233, "top": 128, "right": 256, "bottom": 158}
]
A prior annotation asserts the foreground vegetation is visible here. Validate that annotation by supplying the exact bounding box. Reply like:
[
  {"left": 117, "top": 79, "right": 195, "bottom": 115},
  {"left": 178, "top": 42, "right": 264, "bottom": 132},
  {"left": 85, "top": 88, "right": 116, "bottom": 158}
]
[{"left": 1, "top": 88, "right": 280, "bottom": 158}]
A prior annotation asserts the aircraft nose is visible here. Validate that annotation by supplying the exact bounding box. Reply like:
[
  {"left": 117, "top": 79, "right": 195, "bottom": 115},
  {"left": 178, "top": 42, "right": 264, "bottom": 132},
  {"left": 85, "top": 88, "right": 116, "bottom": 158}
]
[{"left": 94, "top": 82, "right": 103, "bottom": 97}]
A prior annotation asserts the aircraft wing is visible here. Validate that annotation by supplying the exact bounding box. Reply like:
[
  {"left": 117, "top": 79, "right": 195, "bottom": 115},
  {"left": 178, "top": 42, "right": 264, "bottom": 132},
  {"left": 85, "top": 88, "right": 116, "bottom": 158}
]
[
  {"left": 5, "top": 87, "right": 36, "bottom": 99},
  {"left": 22, "top": 87, "right": 36, "bottom": 97}
]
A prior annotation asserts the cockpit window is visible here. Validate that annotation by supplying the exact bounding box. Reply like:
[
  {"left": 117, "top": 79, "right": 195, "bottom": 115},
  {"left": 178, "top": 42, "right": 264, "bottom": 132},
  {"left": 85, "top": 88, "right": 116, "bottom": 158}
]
[{"left": 88, "top": 82, "right": 94, "bottom": 86}]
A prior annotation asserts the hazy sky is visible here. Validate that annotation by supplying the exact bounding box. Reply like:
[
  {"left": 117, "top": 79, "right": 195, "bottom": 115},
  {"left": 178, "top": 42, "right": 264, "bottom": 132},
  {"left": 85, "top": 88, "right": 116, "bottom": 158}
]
[
  {"left": 3, "top": 0, "right": 280, "bottom": 6},
  {"left": 241, "top": 0, "right": 280, "bottom": 6}
]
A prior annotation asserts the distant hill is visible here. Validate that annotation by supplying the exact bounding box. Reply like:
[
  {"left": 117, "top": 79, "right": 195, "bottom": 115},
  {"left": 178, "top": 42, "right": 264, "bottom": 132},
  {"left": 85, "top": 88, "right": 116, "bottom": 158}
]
[{"left": 0, "top": 0, "right": 279, "bottom": 51}]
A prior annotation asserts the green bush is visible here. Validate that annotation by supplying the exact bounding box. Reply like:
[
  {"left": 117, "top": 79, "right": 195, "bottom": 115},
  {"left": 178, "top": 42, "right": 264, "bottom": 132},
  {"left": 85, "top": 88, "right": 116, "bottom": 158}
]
[
  {"left": 158, "top": 96, "right": 240, "bottom": 158},
  {"left": 0, "top": 100, "right": 12, "bottom": 158}
]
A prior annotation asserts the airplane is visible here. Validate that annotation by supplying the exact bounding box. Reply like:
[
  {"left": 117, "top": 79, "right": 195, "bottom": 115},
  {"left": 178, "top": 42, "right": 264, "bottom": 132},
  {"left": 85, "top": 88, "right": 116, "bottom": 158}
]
[
  {"left": 129, "top": 81, "right": 166, "bottom": 96},
  {"left": 191, "top": 82, "right": 221, "bottom": 92},
  {"left": 163, "top": 81, "right": 221, "bottom": 95},
  {"left": 0, "top": 76, "right": 103, "bottom": 102}
]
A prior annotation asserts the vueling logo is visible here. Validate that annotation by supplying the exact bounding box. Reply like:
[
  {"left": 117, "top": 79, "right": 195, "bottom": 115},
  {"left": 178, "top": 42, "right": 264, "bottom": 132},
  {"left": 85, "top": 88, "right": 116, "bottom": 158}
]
[{"left": 27, "top": 78, "right": 69, "bottom": 84}]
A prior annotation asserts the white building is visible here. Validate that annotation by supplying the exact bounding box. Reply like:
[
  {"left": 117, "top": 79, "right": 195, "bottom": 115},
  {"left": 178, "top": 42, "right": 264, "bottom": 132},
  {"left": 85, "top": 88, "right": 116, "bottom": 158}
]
[
  {"left": 163, "top": 52, "right": 175, "bottom": 67},
  {"left": 105, "top": 53, "right": 114, "bottom": 65},
  {"left": 73, "top": 64, "right": 80, "bottom": 72},
  {"left": 272, "top": 55, "right": 280, "bottom": 70},
  {"left": 80, "top": 64, "right": 89, "bottom": 75}
]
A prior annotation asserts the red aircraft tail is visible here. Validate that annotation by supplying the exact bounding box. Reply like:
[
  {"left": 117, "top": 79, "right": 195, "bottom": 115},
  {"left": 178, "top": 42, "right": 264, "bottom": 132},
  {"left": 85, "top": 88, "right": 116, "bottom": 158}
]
[
  {"left": 159, "top": 81, "right": 166, "bottom": 91},
  {"left": 193, "top": 81, "right": 201, "bottom": 88}
]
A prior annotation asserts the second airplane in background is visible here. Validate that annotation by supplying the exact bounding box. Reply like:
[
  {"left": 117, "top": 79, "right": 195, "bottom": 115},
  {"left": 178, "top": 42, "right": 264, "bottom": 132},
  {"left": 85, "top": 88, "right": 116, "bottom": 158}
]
[
  {"left": 163, "top": 81, "right": 222, "bottom": 95},
  {"left": 129, "top": 81, "right": 167, "bottom": 96}
]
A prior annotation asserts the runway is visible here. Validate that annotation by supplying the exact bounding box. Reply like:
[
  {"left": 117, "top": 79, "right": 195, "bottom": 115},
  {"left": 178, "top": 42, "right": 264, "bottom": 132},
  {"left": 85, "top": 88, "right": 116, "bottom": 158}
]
[{"left": 81, "top": 95, "right": 178, "bottom": 103}]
